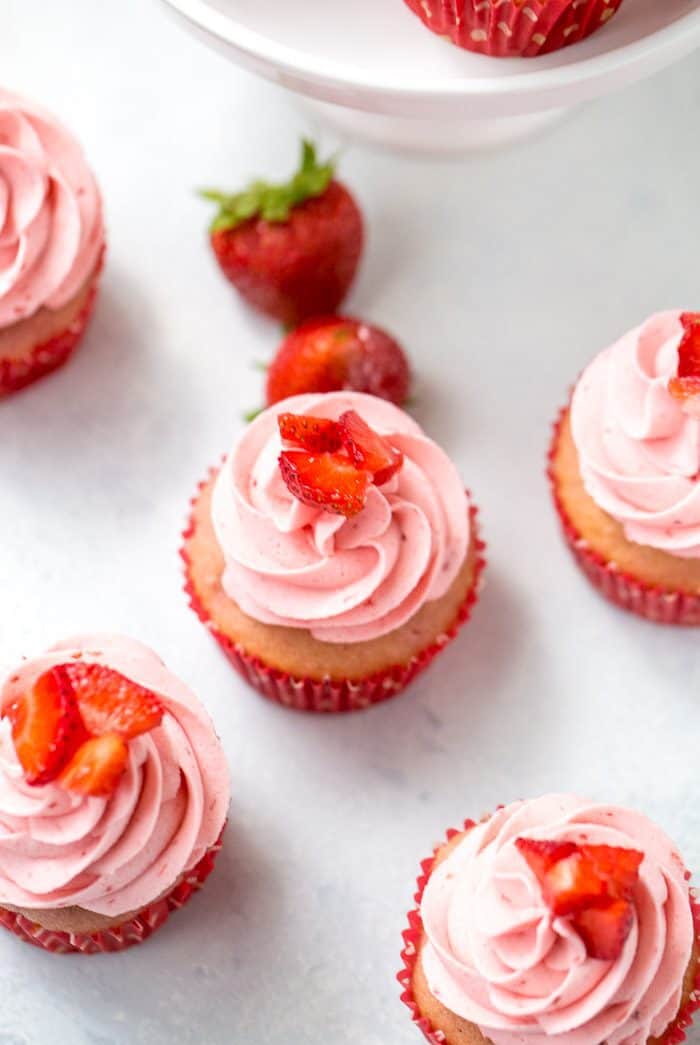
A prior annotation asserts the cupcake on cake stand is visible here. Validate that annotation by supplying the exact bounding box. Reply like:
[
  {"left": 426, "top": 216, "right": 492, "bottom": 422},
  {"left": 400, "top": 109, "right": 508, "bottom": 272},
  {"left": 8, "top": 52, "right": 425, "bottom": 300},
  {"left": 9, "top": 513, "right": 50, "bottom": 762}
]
[{"left": 160, "top": 0, "right": 700, "bottom": 154}]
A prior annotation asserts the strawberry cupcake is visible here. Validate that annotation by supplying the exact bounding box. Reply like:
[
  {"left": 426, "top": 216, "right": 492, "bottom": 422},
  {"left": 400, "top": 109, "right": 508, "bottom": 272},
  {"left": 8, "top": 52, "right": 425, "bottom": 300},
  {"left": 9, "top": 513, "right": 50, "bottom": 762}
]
[
  {"left": 182, "top": 392, "right": 485, "bottom": 713},
  {"left": 549, "top": 312, "right": 700, "bottom": 624},
  {"left": 0, "top": 89, "right": 105, "bottom": 397},
  {"left": 401, "top": 0, "right": 624, "bottom": 58},
  {"left": 0, "top": 635, "right": 229, "bottom": 954},
  {"left": 400, "top": 794, "right": 700, "bottom": 1045}
]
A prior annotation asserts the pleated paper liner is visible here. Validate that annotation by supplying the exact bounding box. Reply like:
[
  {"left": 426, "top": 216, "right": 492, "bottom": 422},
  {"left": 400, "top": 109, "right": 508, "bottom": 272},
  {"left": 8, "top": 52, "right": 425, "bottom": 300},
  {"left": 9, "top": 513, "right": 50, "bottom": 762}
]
[
  {"left": 0, "top": 832, "right": 223, "bottom": 956},
  {"left": 548, "top": 408, "right": 700, "bottom": 626},
  {"left": 398, "top": 818, "right": 700, "bottom": 1045},
  {"left": 401, "top": 0, "right": 624, "bottom": 58},
  {"left": 181, "top": 468, "right": 486, "bottom": 713},
  {"left": 0, "top": 248, "right": 105, "bottom": 398}
]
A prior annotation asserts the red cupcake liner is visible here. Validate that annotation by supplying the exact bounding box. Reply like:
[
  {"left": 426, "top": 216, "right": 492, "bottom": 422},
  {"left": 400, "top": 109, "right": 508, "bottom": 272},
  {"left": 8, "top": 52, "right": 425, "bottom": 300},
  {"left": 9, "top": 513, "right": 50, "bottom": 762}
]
[
  {"left": 181, "top": 467, "right": 486, "bottom": 714},
  {"left": 402, "top": 0, "right": 623, "bottom": 58},
  {"left": 547, "top": 408, "right": 700, "bottom": 626},
  {"left": 0, "top": 832, "right": 223, "bottom": 955},
  {"left": 398, "top": 819, "right": 700, "bottom": 1045},
  {"left": 0, "top": 249, "right": 105, "bottom": 398}
]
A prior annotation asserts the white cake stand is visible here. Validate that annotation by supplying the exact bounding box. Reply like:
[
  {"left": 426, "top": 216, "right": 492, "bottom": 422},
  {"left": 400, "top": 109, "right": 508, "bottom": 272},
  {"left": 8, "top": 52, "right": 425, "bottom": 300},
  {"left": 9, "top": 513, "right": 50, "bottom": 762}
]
[{"left": 160, "top": 0, "right": 700, "bottom": 153}]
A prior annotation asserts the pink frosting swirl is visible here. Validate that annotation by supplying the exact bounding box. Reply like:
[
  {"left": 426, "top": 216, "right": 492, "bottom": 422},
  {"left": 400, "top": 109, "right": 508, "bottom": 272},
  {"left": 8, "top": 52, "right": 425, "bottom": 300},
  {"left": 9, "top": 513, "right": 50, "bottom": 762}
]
[
  {"left": 0, "top": 89, "right": 104, "bottom": 328},
  {"left": 571, "top": 312, "right": 700, "bottom": 558},
  {"left": 421, "top": 795, "right": 694, "bottom": 1045},
  {"left": 0, "top": 635, "right": 229, "bottom": 917},
  {"left": 211, "top": 392, "right": 470, "bottom": 643}
]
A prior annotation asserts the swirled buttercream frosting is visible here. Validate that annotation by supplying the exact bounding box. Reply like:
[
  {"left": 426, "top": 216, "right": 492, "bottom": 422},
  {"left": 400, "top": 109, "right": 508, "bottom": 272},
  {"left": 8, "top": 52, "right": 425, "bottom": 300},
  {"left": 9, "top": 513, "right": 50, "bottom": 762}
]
[
  {"left": 211, "top": 392, "right": 470, "bottom": 643},
  {"left": 571, "top": 312, "right": 700, "bottom": 558},
  {"left": 0, "top": 89, "right": 104, "bottom": 328},
  {"left": 421, "top": 794, "right": 694, "bottom": 1045},
  {"left": 0, "top": 635, "right": 229, "bottom": 916}
]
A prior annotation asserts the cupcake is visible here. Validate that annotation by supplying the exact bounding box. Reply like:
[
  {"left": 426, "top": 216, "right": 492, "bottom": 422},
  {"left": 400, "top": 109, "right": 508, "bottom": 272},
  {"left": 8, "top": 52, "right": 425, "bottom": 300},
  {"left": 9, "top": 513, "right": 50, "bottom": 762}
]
[
  {"left": 400, "top": 795, "right": 700, "bottom": 1045},
  {"left": 401, "top": 0, "right": 624, "bottom": 58},
  {"left": 0, "top": 89, "right": 105, "bottom": 397},
  {"left": 182, "top": 392, "right": 485, "bottom": 713},
  {"left": 0, "top": 634, "right": 229, "bottom": 954},
  {"left": 549, "top": 312, "right": 700, "bottom": 624}
]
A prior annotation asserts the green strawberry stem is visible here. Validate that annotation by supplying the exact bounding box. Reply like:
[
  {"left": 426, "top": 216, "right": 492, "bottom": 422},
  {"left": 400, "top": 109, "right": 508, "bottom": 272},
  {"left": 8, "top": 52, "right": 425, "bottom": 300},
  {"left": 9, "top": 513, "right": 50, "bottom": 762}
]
[{"left": 200, "top": 141, "right": 335, "bottom": 233}]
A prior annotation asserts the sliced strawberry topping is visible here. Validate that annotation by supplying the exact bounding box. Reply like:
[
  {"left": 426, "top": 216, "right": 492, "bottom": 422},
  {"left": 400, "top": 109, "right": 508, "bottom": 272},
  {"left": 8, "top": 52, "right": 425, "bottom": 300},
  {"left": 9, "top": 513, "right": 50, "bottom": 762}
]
[
  {"left": 279, "top": 450, "right": 370, "bottom": 517},
  {"left": 60, "top": 662, "right": 163, "bottom": 741},
  {"left": 516, "top": 837, "right": 643, "bottom": 961},
  {"left": 338, "top": 410, "right": 404, "bottom": 485},
  {"left": 278, "top": 412, "right": 342, "bottom": 453},
  {"left": 3, "top": 668, "right": 87, "bottom": 786},
  {"left": 572, "top": 900, "right": 635, "bottom": 962},
  {"left": 669, "top": 312, "right": 700, "bottom": 406},
  {"left": 59, "top": 733, "right": 129, "bottom": 797},
  {"left": 516, "top": 839, "right": 606, "bottom": 915}
]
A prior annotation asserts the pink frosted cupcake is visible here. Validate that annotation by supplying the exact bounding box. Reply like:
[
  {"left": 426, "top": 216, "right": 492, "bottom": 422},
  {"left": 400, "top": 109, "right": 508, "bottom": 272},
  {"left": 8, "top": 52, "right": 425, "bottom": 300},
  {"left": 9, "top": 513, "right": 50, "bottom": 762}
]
[
  {"left": 0, "top": 89, "right": 105, "bottom": 397},
  {"left": 400, "top": 795, "right": 699, "bottom": 1045},
  {"left": 182, "top": 392, "right": 485, "bottom": 713},
  {"left": 0, "top": 635, "right": 229, "bottom": 954},
  {"left": 401, "top": 0, "right": 624, "bottom": 58},
  {"left": 549, "top": 312, "right": 700, "bottom": 624}
]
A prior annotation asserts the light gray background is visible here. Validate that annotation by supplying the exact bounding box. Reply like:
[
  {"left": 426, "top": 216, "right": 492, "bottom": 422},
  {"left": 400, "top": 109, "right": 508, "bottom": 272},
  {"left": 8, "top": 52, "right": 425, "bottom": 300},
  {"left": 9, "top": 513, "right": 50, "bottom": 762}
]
[{"left": 1, "top": 2, "right": 699, "bottom": 1043}]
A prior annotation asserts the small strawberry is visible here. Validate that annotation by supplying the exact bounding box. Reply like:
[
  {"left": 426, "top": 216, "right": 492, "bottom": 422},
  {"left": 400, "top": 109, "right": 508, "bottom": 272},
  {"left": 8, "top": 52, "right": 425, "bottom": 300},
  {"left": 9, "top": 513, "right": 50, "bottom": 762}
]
[
  {"left": 3, "top": 668, "right": 87, "bottom": 786},
  {"left": 59, "top": 733, "right": 129, "bottom": 797},
  {"left": 669, "top": 312, "right": 700, "bottom": 411},
  {"left": 338, "top": 410, "right": 404, "bottom": 485},
  {"left": 61, "top": 662, "right": 163, "bottom": 740},
  {"left": 201, "top": 141, "right": 363, "bottom": 326},
  {"left": 279, "top": 450, "right": 370, "bottom": 517},
  {"left": 278, "top": 412, "right": 343, "bottom": 453},
  {"left": 572, "top": 900, "right": 635, "bottom": 962},
  {"left": 266, "top": 317, "right": 411, "bottom": 407}
]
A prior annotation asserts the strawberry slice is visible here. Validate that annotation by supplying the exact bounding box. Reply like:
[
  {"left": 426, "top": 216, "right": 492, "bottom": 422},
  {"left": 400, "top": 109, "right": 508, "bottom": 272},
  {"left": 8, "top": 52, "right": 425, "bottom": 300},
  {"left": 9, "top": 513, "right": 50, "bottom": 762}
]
[
  {"left": 59, "top": 733, "right": 129, "bottom": 797},
  {"left": 516, "top": 839, "right": 606, "bottom": 915},
  {"left": 60, "top": 662, "right": 163, "bottom": 740},
  {"left": 572, "top": 899, "right": 635, "bottom": 962},
  {"left": 582, "top": 844, "right": 643, "bottom": 900},
  {"left": 278, "top": 413, "right": 342, "bottom": 453},
  {"left": 669, "top": 312, "right": 700, "bottom": 407},
  {"left": 3, "top": 668, "right": 87, "bottom": 786},
  {"left": 279, "top": 450, "right": 370, "bottom": 517},
  {"left": 338, "top": 410, "right": 404, "bottom": 485}
]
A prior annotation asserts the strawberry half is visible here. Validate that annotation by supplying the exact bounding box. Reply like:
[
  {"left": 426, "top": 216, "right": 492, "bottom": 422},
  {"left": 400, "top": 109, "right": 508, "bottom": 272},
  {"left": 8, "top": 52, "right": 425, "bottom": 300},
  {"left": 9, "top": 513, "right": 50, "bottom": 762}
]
[
  {"left": 278, "top": 413, "right": 342, "bottom": 453},
  {"left": 60, "top": 662, "right": 163, "bottom": 741},
  {"left": 59, "top": 733, "right": 129, "bottom": 797},
  {"left": 279, "top": 450, "right": 370, "bottom": 517},
  {"left": 266, "top": 317, "right": 411, "bottom": 407},
  {"left": 669, "top": 312, "right": 700, "bottom": 408},
  {"left": 201, "top": 141, "right": 363, "bottom": 326},
  {"left": 516, "top": 837, "right": 643, "bottom": 961},
  {"left": 338, "top": 410, "right": 404, "bottom": 485},
  {"left": 3, "top": 668, "right": 87, "bottom": 786}
]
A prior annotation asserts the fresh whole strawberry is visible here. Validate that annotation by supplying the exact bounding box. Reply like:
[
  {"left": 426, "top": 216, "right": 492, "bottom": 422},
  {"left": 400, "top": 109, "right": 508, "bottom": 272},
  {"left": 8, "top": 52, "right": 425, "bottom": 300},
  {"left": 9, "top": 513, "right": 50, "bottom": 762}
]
[
  {"left": 669, "top": 312, "right": 700, "bottom": 412},
  {"left": 2, "top": 668, "right": 87, "bottom": 786},
  {"left": 516, "top": 837, "right": 643, "bottom": 961},
  {"left": 201, "top": 141, "right": 363, "bottom": 326},
  {"left": 266, "top": 316, "right": 411, "bottom": 407}
]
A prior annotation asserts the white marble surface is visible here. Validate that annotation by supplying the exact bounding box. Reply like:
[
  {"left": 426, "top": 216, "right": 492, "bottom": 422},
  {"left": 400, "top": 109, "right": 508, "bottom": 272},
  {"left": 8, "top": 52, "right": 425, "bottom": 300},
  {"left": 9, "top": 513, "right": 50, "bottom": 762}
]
[{"left": 1, "top": 2, "right": 699, "bottom": 1043}]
